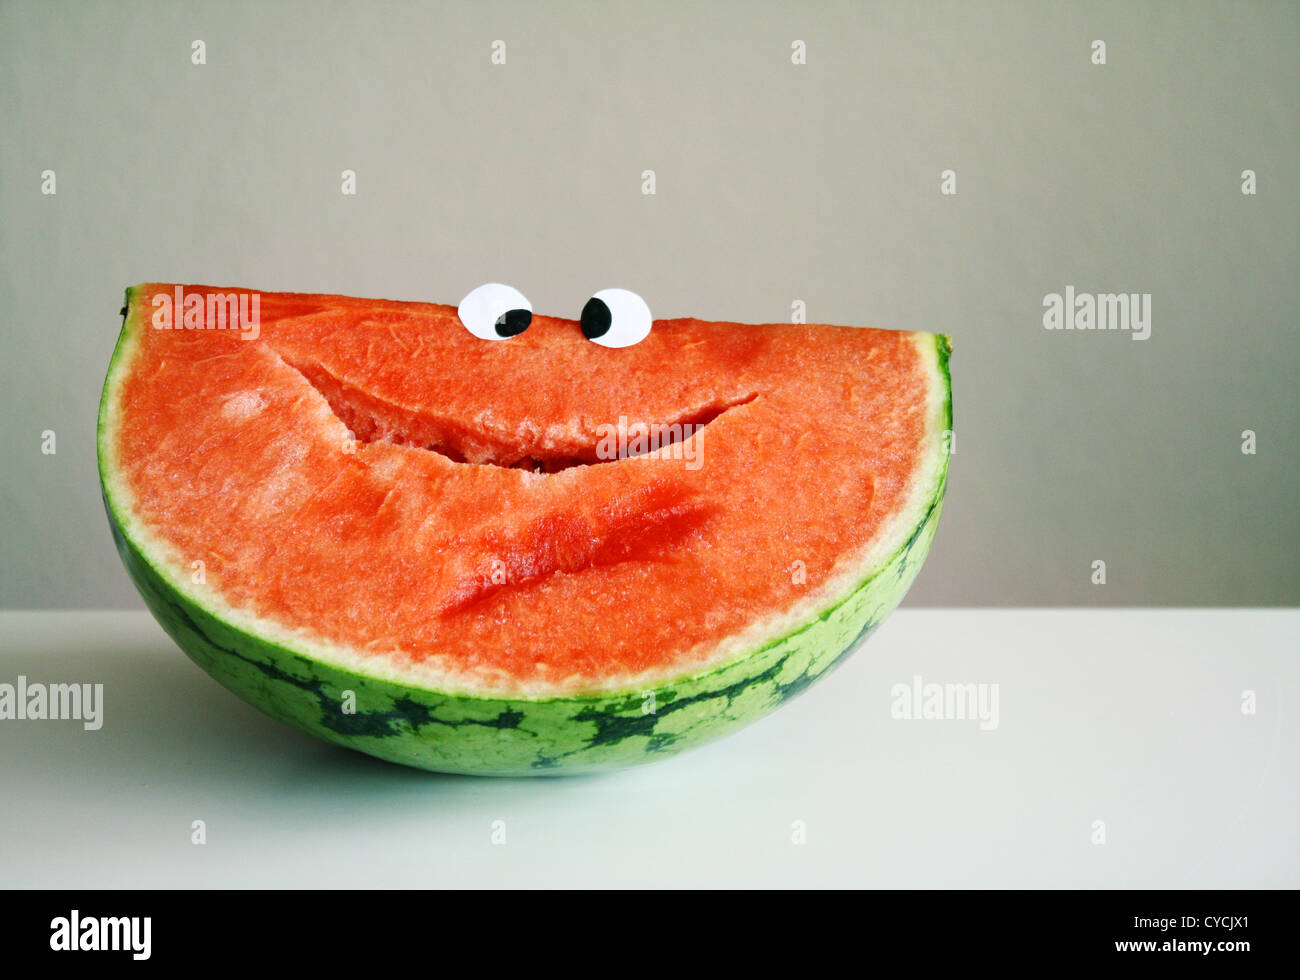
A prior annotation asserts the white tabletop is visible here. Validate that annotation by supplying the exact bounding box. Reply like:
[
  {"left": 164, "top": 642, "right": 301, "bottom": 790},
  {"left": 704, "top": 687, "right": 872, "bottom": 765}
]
[{"left": 1, "top": 608, "right": 1295, "bottom": 888}]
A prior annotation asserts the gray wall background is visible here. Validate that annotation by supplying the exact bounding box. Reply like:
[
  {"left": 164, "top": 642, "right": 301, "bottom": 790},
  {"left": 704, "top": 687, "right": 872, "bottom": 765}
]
[{"left": 1, "top": 0, "right": 1296, "bottom": 608}]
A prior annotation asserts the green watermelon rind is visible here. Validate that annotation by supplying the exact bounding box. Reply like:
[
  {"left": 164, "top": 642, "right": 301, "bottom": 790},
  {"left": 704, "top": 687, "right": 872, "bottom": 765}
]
[{"left": 99, "top": 292, "right": 952, "bottom": 775}]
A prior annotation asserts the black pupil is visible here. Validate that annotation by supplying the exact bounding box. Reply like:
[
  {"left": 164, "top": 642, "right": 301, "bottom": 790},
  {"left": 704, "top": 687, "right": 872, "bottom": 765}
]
[
  {"left": 494, "top": 308, "right": 531, "bottom": 337},
  {"left": 581, "top": 297, "right": 612, "bottom": 339}
]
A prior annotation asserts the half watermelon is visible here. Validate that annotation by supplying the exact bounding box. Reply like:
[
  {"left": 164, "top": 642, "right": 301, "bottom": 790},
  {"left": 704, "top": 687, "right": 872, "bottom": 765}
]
[{"left": 98, "top": 285, "right": 952, "bottom": 774}]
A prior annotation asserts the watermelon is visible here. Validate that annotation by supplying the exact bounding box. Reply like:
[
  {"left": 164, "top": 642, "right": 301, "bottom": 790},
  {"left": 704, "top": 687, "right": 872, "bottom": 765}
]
[{"left": 98, "top": 284, "right": 952, "bottom": 775}]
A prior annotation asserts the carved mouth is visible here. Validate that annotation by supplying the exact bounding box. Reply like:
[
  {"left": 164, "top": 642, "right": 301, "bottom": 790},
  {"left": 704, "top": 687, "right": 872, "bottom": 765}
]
[{"left": 282, "top": 356, "right": 756, "bottom": 473}]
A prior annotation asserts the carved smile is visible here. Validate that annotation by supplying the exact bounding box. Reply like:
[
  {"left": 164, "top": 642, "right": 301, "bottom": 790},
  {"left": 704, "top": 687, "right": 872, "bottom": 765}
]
[{"left": 283, "top": 355, "right": 757, "bottom": 473}]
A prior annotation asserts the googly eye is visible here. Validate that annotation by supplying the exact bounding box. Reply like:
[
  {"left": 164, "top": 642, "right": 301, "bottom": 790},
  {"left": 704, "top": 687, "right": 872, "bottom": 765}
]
[
  {"left": 457, "top": 283, "right": 533, "bottom": 340},
  {"left": 580, "top": 289, "right": 652, "bottom": 348}
]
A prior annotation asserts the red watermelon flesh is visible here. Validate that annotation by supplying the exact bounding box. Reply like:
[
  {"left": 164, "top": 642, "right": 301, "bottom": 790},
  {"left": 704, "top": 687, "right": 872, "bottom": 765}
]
[{"left": 106, "top": 286, "right": 948, "bottom": 696}]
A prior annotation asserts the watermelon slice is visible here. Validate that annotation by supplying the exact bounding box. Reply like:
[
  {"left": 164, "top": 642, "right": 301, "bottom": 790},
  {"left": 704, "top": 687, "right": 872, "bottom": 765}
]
[{"left": 98, "top": 284, "right": 952, "bottom": 774}]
